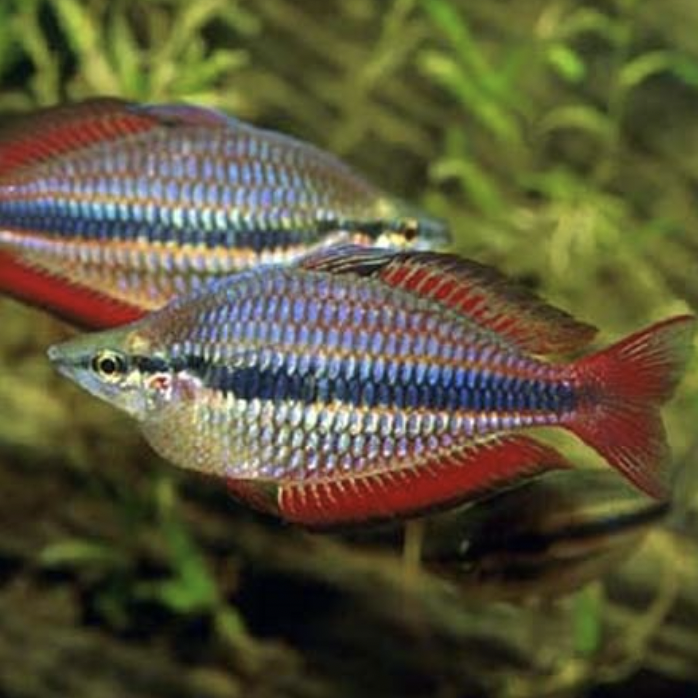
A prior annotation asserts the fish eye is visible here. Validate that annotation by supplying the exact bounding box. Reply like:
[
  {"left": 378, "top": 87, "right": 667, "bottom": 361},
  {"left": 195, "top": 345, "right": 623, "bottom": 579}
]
[
  {"left": 400, "top": 218, "right": 418, "bottom": 241},
  {"left": 91, "top": 350, "right": 127, "bottom": 381}
]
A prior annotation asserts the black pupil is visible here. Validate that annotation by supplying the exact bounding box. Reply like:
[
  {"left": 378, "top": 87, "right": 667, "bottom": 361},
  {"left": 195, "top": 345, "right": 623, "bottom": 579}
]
[
  {"left": 402, "top": 220, "right": 418, "bottom": 240},
  {"left": 101, "top": 357, "right": 116, "bottom": 374},
  {"left": 95, "top": 354, "right": 122, "bottom": 376}
]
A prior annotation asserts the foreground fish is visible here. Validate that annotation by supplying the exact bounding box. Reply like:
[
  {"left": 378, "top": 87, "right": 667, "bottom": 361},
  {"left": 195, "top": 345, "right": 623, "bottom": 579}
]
[
  {"left": 0, "top": 98, "right": 447, "bottom": 327},
  {"left": 422, "top": 470, "right": 670, "bottom": 599},
  {"left": 48, "top": 246, "right": 694, "bottom": 528}
]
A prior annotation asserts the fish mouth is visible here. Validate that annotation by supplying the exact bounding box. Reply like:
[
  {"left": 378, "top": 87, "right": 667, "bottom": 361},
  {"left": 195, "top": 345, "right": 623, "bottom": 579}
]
[
  {"left": 47, "top": 344, "right": 74, "bottom": 378},
  {"left": 47, "top": 344, "right": 63, "bottom": 363},
  {"left": 47, "top": 340, "right": 121, "bottom": 408},
  {"left": 412, "top": 228, "right": 450, "bottom": 251},
  {"left": 47, "top": 341, "right": 91, "bottom": 386},
  {"left": 416, "top": 217, "right": 452, "bottom": 250}
]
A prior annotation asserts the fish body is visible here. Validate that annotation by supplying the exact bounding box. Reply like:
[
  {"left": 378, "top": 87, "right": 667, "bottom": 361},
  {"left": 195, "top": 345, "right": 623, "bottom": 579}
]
[
  {"left": 0, "top": 99, "right": 447, "bottom": 327},
  {"left": 423, "top": 470, "right": 669, "bottom": 599},
  {"left": 48, "top": 246, "right": 695, "bottom": 528}
]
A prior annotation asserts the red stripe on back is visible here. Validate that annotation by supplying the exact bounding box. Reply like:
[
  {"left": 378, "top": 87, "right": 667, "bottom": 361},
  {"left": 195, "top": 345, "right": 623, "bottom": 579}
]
[{"left": 0, "top": 98, "right": 158, "bottom": 176}]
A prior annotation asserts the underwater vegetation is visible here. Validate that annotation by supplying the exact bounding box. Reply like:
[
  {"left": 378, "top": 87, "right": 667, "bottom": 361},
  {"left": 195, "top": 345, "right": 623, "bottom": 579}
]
[{"left": 1, "top": 1, "right": 698, "bottom": 697}]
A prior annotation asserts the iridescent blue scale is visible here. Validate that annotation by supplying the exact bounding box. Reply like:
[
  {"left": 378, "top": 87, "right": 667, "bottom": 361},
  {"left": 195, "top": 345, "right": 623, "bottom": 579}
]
[
  {"left": 101, "top": 259, "right": 592, "bottom": 489},
  {"left": 2, "top": 100, "right": 451, "bottom": 321}
]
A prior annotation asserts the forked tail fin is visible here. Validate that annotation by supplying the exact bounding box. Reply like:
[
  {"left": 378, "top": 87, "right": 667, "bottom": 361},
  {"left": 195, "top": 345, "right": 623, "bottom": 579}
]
[{"left": 565, "top": 315, "right": 696, "bottom": 499}]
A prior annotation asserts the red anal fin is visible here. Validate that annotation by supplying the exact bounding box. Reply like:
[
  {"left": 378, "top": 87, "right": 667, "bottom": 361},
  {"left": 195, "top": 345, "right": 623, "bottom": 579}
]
[
  {"left": 0, "top": 98, "right": 159, "bottom": 176},
  {"left": 272, "top": 435, "right": 572, "bottom": 529},
  {"left": 0, "top": 251, "right": 145, "bottom": 329},
  {"left": 299, "top": 245, "right": 597, "bottom": 355}
]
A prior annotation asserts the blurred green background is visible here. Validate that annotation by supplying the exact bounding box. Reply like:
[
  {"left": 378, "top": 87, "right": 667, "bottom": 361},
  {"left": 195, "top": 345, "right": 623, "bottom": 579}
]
[{"left": 1, "top": 1, "right": 698, "bottom": 696}]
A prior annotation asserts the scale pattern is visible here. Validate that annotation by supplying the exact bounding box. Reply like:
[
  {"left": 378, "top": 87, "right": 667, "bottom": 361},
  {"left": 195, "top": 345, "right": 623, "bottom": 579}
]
[
  {"left": 0, "top": 123, "right": 384, "bottom": 244},
  {"left": 46, "top": 247, "right": 695, "bottom": 524},
  {"left": 138, "top": 267, "right": 577, "bottom": 482},
  {"left": 0, "top": 101, "right": 443, "bottom": 311}
]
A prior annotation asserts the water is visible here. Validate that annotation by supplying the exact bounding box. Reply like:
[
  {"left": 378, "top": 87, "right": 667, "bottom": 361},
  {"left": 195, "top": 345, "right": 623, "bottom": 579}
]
[{"left": 1, "top": 1, "right": 697, "bottom": 697}]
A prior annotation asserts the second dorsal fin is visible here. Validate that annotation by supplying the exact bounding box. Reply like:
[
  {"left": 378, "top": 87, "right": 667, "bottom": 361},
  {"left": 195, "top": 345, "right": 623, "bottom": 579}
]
[{"left": 299, "top": 245, "right": 598, "bottom": 355}]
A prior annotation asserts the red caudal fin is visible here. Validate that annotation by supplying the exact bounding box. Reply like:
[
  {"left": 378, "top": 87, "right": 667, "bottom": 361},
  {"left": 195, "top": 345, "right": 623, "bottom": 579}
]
[
  {"left": 566, "top": 315, "right": 696, "bottom": 500},
  {"left": 268, "top": 435, "right": 572, "bottom": 529},
  {"left": 0, "top": 251, "right": 145, "bottom": 329}
]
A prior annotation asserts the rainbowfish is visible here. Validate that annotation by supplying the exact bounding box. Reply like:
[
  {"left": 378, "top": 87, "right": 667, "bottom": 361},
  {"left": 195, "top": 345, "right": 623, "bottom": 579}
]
[
  {"left": 0, "top": 98, "right": 447, "bottom": 327},
  {"left": 47, "top": 245, "right": 694, "bottom": 528},
  {"left": 422, "top": 470, "right": 669, "bottom": 599}
]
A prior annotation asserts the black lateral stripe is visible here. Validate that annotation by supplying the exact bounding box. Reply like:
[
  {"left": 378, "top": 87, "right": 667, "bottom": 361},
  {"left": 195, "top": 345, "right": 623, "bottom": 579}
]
[
  {"left": 183, "top": 356, "right": 577, "bottom": 414},
  {"left": 0, "top": 206, "right": 317, "bottom": 250},
  {"left": 133, "top": 355, "right": 171, "bottom": 373},
  {"left": 316, "top": 218, "right": 388, "bottom": 240}
]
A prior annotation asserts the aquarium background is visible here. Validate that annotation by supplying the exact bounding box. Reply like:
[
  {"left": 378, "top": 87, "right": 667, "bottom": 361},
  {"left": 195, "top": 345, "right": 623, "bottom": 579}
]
[{"left": 1, "top": 0, "right": 698, "bottom": 696}]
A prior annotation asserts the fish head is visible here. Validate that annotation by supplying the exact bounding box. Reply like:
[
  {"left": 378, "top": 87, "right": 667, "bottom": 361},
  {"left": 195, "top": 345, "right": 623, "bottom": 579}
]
[
  {"left": 374, "top": 198, "right": 451, "bottom": 251},
  {"left": 410, "top": 214, "right": 452, "bottom": 251},
  {"left": 47, "top": 325, "right": 169, "bottom": 420}
]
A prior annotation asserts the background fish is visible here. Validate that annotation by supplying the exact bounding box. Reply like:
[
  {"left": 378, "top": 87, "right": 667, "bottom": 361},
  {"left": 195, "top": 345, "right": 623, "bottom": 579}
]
[
  {"left": 47, "top": 246, "right": 694, "bottom": 528},
  {"left": 422, "top": 470, "right": 670, "bottom": 600},
  {"left": 0, "top": 98, "right": 448, "bottom": 328}
]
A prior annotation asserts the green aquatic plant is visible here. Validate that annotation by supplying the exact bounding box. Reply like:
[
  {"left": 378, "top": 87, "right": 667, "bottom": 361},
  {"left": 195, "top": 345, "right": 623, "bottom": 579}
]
[
  {"left": 38, "top": 472, "right": 251, "bottom": 652},
  {"left": 0, "top": 0, "right": 257, "bottom": 110}
]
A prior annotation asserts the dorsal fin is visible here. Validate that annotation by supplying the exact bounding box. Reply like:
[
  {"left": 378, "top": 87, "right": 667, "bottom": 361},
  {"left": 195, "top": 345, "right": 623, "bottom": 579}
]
[
  {"left": 130, "top": 103, "right": 233, "bottom": 128},
  {"left": 299, "top": 245, "right": 598, "bottom": 355},
  {"left": 298, "top": 244, "right": 395, "bottom": 276}
]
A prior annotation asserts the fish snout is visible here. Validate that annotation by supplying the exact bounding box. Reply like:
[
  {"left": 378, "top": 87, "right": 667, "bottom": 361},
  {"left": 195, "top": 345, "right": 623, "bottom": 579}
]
[
  {"left": 413, "top": 220, "right": 451, "bottom": 250},
  {"left": 46, "top": 343, "right": 77, "bottom": 379},
  {"left": 46, "top": 344, "right": 62, "bottom": 364}
]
